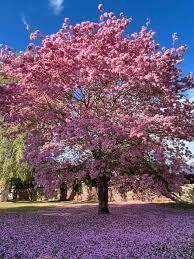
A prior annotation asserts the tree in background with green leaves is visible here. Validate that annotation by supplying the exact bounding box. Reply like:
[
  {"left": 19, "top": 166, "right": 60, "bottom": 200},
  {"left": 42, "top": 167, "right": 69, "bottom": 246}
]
[
  {"left": 0, "top": 74, "right": 31, "bottom": 201},
  {"left": 0, "top": 126, "right": 30, "bottom": 201}
]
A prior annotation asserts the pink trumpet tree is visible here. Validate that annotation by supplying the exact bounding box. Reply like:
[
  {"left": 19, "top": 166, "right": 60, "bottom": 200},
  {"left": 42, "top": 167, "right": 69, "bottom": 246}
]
[{"left": 0, "top": 5, "right": 193, "bottom": 213}]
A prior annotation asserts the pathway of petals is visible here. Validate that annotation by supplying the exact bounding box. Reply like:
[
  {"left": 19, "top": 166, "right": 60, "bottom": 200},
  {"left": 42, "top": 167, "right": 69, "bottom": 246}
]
[{"left": 0, "top": 203, "right": 193, "bottom": 258}]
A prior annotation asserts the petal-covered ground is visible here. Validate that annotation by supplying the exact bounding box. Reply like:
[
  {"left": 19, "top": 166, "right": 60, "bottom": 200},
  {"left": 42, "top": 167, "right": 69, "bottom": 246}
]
[{"left": 0, "top": 203, "right": 193, "bottom": 258}]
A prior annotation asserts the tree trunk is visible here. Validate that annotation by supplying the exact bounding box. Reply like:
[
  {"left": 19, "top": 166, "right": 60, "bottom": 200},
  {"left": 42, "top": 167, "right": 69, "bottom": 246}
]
[
  {"left": 12, "top": 188, "right": 17, "bottom": 200},
  {"left": 67, "top": 189, "right": 76, "bottom": 201},
  {"left": 97, "top": 176, "right": 109, "bottom": 214},
  {"left": 59, "top": 183, "right": 67, "bottom": 201}
]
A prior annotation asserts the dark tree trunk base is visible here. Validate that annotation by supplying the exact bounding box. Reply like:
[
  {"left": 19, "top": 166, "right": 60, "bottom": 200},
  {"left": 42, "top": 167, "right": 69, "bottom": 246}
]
[
  {"left": 67, "top": 189, "right": 76, "bottom": 201},
  {"left": 97, "top": 176, "right": 110, "bottom": 214},
  {"left": 98, "top": 207, "right": 110, "bottom": 214}
]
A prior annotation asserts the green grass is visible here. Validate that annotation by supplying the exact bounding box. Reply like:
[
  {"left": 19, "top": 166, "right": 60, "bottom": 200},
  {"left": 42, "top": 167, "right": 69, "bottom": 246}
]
[{"left": 0, "top": 201, "right": 79, "bottom": 214}]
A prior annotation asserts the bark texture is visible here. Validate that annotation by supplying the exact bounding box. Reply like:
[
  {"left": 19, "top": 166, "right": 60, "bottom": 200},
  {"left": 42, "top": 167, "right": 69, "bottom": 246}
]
[
  {"left": 97, "top": 176, "right": 109, "bottom": 214},
  {"left": 59, "top": 183, "right": 67, "bottom": 201}
]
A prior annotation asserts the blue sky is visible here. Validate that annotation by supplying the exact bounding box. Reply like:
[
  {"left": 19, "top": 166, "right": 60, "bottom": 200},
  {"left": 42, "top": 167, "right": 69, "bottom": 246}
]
[
  {"left": 0, "top": 0, "right": 193, "bottom": 154},
  {"left": 0, "top": 0, "right": 194, "bottom": 73}
]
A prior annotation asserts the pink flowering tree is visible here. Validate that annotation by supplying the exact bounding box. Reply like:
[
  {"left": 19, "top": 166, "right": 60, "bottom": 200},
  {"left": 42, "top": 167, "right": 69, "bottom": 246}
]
[{"left": 0, "top": 5, "right": 193, "bottom": 213}]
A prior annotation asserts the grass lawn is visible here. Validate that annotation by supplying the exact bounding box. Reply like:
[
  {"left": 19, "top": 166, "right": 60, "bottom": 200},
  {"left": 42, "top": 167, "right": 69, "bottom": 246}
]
[
  {"left": 0, "top": 201, "right": 193, "bottom": 258},
  {"left": 0, "top": 201, "right": 76, "bottom": 213},
  {"left": 0, "top": 199, "right": 193, "bottom": 213}
]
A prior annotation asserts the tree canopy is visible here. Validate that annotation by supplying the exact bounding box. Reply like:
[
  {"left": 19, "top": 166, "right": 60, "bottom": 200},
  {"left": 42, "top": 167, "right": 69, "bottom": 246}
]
[{"left": 0, "top": 5, "right": 193, "bottom": 212}]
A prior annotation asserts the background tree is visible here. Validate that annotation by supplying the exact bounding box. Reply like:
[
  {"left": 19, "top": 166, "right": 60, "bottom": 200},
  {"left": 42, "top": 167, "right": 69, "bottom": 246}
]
[
  {"left": 0, "top": 127, "right": 29, "bottom": 201},
  {"left": 0, "top": 5, "right": 193, "bottom": 213},
  {"left": 0, "top": 77, "right": 30, "bottom": 201}
]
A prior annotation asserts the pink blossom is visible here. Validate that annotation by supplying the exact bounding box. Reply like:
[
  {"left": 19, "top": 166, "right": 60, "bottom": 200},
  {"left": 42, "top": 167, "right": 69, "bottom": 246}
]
[
  {"left": 26, "top": 24, "right": 31, "bottom": 31},
  {"left": 98, "top": 4, "right": 103, "bottom": 12},
  {"left": 64, "top": 18, "right": 70, "bottom": 23}
]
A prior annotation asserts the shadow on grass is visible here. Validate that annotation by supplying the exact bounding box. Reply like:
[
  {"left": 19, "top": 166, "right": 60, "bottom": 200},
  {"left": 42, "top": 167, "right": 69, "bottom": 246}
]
[
  {"left": 112, "top": 201, "right": 194, "bottom": 210},
  {"left": 157, "top": 201, "right": 194, "bottom": 210},
  {"left": 0, "top": 200, "right": 193, "bottom": 215}
]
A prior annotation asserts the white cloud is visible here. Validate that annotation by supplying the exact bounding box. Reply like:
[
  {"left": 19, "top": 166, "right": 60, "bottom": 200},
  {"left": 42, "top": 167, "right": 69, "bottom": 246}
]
[
  {"left": 20, "top": 14, "right": 31, "bottom": 30},
  {"left": 49, "top": 0, "right": 64, "bottom": 15},
  {"left": 21, "top": 14, "right": 27, "bottom": 26}
]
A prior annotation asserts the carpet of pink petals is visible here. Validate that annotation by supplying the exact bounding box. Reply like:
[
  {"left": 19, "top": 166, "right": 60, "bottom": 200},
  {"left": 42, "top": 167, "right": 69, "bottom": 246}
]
[{"left": 0, "top": 203, "right": 193, "bottom": 258}]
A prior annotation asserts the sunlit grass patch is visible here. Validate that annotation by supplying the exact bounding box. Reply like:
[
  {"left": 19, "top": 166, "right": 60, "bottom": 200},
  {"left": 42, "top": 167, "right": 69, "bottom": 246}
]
[{"left": 0, "top": 201, "right": 76, "bottom": 213}]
